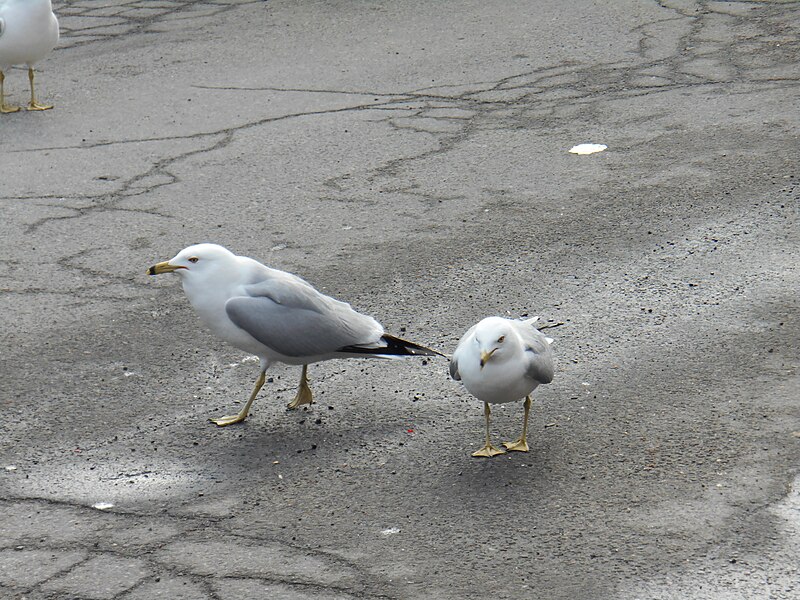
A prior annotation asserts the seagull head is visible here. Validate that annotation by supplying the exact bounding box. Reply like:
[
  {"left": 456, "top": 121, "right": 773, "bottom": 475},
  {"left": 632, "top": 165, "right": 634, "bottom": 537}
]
[
  {"left": 148, "top": 243, "right": 238, "bottom": 281},
  {"left": 474, "top": 317, "right": 513, "bottom": 368}
]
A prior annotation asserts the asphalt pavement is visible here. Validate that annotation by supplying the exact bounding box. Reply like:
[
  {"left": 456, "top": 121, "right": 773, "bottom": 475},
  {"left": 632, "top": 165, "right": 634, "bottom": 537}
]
[{"left": 1, "top": 1, "right": 798, "bottom": 599}]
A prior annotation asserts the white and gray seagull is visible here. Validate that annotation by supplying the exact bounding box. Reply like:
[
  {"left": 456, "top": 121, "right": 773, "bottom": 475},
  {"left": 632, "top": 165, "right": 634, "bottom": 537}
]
[
  {"left": 450, "top": 316, "right": 554, "bottom": 457},
  {"left": 149, "top": 243, "right": 442, "bottom": 426},
  {"left": 0, "top": 0, "right": 59, "bottom": 113}
]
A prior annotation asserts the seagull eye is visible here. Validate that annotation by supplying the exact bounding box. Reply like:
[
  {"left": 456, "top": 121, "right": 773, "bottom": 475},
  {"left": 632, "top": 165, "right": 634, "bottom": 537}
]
[
  {"left": 497, "top": 335, "right": 505, "bottom": 343},
  {"left": 188, "top": 257, "right": 199, "bottom": 263}
]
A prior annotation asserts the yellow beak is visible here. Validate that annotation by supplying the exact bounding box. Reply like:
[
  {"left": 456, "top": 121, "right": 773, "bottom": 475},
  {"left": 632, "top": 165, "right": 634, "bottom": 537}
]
[
  {"left": 147, "top": 261, "right": 186, "bottom": 275},
  {"left": 479, "top": 349, "right": 496, "bottom": 368}
]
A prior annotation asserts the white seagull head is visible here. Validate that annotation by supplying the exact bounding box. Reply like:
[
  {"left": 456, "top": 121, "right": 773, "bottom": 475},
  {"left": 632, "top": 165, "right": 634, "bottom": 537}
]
[
  {"left": 147, "top": 243, "right": 238, "bottom": 283},
  {"left": 473, "top": 316, "right": 516, "bottom": 368}
]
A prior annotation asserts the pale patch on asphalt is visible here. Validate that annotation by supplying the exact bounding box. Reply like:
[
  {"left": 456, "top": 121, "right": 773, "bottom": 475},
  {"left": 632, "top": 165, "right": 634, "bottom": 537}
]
[
  {"left": 5, "top": 462, "right": 198, "bottom": 508},
  {"left": 616, "top": 474, "right": 800, "bottom": 599}
]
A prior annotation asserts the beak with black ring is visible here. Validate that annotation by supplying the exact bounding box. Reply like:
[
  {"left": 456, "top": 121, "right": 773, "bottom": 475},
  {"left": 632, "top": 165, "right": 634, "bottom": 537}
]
[
  {"left": 479, "top": 348, "right": 496, "bottom": 368},
  {"left": 148, "top": 261, "right": 187, "bottom": 275}
]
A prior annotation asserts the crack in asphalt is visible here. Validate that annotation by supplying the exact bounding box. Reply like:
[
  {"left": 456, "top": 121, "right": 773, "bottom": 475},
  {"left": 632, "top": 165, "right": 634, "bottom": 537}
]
[
  {"left": 18, "top": 132, "right": 232, "bottom": 233},
  {"left": 56, "top": 0, "right": 267, "bottom": 51},
  {"left": 0, "top": 496, "right": 401, "bottom": 600},
  {"left": 6, "top": 2, "right": 798, "bottom": 241}
]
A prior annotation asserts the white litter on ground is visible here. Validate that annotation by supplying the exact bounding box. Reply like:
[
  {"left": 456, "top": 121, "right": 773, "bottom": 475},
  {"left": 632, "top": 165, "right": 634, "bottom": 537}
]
[{"left": 569, "top": 143, "right": 607, "bottom": 155}]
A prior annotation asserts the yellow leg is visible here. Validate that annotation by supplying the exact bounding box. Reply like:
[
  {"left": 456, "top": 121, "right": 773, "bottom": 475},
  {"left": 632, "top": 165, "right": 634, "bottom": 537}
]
[
  {"left": 472, "top": 402, "right": 506, "bottom": 457},
  {"left": 0, "top": 71, "right": 21, "bottom": 113},
  {"left": 503, "top": 395, "right": 532, "bottom": 452},
  {"left": 26, "top": 67, "right": 53, "bottom": 111},
  {"left": 287, "top": 365, "right": 314, "bottom": 409},
  {"left": 210, "top": 371, "right": 266, "bottom": 426}
]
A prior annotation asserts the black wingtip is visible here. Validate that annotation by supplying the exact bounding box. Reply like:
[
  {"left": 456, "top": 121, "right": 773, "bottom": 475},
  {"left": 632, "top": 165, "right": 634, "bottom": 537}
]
[
  {"left": 339, "top": 333, "right": 445, "bottom": 357},
  {"left": 381, "top": 334, "right": 446, "bottom": 357}
]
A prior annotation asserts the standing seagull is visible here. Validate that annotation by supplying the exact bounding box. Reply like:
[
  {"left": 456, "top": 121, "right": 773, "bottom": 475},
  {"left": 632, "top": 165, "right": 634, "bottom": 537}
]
[
  {"left": 0, "top": 0, "right": 59, "bottom": 113},
  {"left": 450, "top": 316, "right": 554, "bottom": 457},
  {"left": 149, "top": 243, "right": 442, "bottom": 426}
]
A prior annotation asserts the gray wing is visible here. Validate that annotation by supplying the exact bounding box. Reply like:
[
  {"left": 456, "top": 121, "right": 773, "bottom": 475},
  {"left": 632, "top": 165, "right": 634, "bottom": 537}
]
[
  {"left": 0, "top": 18, "right": 5, "bottom": 38},
  {"left": 225, "top": 274, "right": 384, "bottom": 358},
  {"left": 449, "top": 323, "right": 477, "bottom": 381},
  {"left": 513, "top": 320, "right": 555, "bottom": 384}
]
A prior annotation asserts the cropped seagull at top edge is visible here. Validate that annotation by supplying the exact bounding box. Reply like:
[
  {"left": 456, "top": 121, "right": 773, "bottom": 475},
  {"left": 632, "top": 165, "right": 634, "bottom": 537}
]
[
  {"left": 450, "top": 316, "right": 554, "bottom": 457},
  {"left": 149, "top": 243, "right": 443, "bottom": 426},
  {"left": 0, "top": 0, "right": 59, "bottom": 113}
]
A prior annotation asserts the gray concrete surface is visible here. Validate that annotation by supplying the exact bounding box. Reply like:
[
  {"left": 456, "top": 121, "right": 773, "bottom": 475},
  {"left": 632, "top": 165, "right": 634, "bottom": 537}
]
[{"left": 1, "top": 0, "right": 798, "bottom": 599}]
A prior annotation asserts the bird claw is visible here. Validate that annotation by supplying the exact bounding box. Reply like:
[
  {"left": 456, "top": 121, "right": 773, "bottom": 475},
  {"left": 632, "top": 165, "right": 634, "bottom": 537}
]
[
  {"left": 27, "top": 102, "right": 53, "bottom": 111},
  {"left": 287, "top": 377, "right": 313, "bottom": 409},
  {"left": 471, "top": 444, "right": 506, "bottom": 458},
  {"left": 502, "top": 439, "right": 529, "bottom": 453},
  {"left": 209, "top": 413, "right": 247, "bottom": 426},
  {"left": 286, "top": 391, "right": 313, "bottom": 410}
]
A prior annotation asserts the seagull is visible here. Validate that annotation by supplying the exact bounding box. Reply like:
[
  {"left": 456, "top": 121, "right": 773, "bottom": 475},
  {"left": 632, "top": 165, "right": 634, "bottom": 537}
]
[
  {"left": 0, "top": 0, "right": 59, "bottom": 113},
  {"left": 148, "top": 243, "right": 442, "bottom": 426},
  {"left": 450, "top": 316, "right": 554, "bottom": 457}
]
